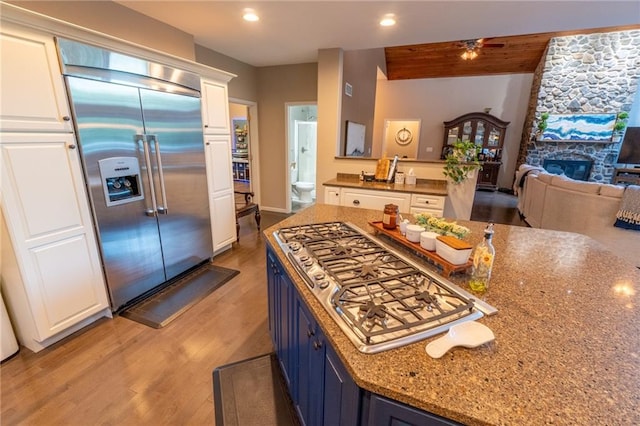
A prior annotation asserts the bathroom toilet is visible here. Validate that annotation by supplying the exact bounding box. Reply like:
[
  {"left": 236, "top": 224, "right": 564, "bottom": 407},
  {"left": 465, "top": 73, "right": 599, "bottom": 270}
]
[{"left": 294, "top": 181, "right": 315, "bottom": 202}]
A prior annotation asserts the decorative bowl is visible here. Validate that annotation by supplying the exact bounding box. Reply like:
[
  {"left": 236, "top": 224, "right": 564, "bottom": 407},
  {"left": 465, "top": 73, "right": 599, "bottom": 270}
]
[
  {"left": 419, "top": 231, "right": 439, "bottom": 251},
  {"left": 405, "top": 224, "right": 424, "bottom": 242}
]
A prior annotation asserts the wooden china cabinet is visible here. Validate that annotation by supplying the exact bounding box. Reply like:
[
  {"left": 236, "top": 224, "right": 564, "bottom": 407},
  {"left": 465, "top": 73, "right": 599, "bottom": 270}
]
[{"left": 442, "top": 112, "right": 509, "bottom": 191}]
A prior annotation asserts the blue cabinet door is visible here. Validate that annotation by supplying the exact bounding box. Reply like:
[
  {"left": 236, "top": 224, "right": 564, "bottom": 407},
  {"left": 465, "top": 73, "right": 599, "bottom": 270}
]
[
  {"left": 367, "top": 394, "right": 462, "bottom": 426},
  {"left": 266, "top": 248, "right": 294, "bottom": 389},
  {"left": 295, "top": 297, "right": 326, "bottom": 426},
  {"left": 324, "top": 344, "right": 361, "bottom": 426}
]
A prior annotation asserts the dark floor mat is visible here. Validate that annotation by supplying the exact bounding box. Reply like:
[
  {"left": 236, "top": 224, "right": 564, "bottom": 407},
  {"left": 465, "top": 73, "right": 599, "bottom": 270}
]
[
  {"left": 120, "top": 263, "right": 239, "bottom": 328},
  {"left": 213, "top": 353, "right": 299, "bottom": 426}
]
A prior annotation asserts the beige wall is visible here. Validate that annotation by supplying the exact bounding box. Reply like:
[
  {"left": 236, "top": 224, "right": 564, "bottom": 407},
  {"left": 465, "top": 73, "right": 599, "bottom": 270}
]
[
  {"left": 195, "top": 44, "right": 258, "bottom": 102},
  {"left": 373, "top": 74, "right": 534, "bottom": 189},
  {"left": 9, "top": 1, "right": 196, "bottom": 60},
  {"left": 340, "top": 48, "right": 386, "bottom": 157},
  {"left": 257, "top": 63, "right": 318, "bottom": 211}
]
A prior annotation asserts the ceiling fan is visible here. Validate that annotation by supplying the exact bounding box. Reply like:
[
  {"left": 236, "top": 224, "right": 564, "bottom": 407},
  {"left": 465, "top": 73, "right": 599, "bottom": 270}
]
[{"left": 457, "top": 38, "right": 505, "bottom": 60}]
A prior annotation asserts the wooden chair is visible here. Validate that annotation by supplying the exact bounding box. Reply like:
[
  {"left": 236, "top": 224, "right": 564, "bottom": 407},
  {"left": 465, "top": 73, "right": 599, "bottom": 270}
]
[{"left": 234, "top": 185, "right": 260, "bottom": 241}]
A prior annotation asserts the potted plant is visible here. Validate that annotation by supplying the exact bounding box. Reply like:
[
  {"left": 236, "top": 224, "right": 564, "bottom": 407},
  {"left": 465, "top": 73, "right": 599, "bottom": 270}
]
[
  {"left": 442, "top": 139, "right": 481, "bottom": 185},
  {"left": 613, "top": 111, "right": 629, "bottom": 141},
  {"left": 535, "top": 112, "right": 550, "bottom": 139}
]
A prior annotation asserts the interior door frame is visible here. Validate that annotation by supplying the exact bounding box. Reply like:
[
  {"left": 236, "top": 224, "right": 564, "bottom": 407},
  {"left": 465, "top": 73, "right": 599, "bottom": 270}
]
[
  {"left": 285, "top": 101, "right": 317, "bottom": 214},
  {"left": 229, "top": 98, "right": 260, "bottom": 206}
]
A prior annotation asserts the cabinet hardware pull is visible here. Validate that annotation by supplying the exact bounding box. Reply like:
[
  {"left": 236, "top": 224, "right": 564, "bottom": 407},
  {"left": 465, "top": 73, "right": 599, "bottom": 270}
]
[
  {"left": 313, "top": 341, "right": 323, "bottom": 350},
  {"left": 62, "top": 116, "right": 71, "bottom": 121},
  {"left": 353, "top": 200, "right": 360, "bottom": 206},
  {"left": 307, "top": 329, "right": 315, "bottom": 338},
  {"left": 68, "top": 144, "right": 76, "bottom": 149},
  {"left": 204, "top": 124, "right": 209, "bottom": 128}
]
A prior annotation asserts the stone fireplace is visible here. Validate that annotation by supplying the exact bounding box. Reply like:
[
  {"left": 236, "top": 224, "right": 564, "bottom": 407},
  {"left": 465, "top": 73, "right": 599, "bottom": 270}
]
[
  {"left": 526, "top": 141, "right": 619, "bottom": 183},
  {"left": 517, "top": 29, "right": 640, "bottom": 183}
]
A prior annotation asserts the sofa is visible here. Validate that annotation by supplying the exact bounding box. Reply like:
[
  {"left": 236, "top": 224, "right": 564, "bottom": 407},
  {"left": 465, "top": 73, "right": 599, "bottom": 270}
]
[{"left": 515, "top": 165, "right": 639, "bottom": 267}]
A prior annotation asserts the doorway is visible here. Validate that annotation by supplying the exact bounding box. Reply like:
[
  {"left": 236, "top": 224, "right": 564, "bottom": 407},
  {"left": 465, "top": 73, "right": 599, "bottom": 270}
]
[
  {"left": 230, "top": 103, "right": 251, "bottom": 187},
  {"left": 286, "top": 103, "right": 317, "bottom": 213}
]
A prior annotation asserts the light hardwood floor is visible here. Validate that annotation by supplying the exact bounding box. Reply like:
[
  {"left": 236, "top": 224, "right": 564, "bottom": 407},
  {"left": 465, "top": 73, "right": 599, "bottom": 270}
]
[{"left": 0, "top": 212, "right": 290, "bottom": 425}]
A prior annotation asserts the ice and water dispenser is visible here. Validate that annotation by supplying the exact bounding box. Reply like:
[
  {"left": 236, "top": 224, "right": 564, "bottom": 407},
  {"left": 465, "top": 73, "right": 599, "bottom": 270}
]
[{"left": 98, "top": 157, "right": 144, "bottom": 206}]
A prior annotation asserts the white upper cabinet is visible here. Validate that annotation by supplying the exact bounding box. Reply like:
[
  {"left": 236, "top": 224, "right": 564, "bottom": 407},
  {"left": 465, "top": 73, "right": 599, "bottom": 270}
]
[
  {"left": 201, "top": 80, "right": 230, "bottom": 134},
  {"left": 0, "top": 23, "right": 73, "bottom": 133}
]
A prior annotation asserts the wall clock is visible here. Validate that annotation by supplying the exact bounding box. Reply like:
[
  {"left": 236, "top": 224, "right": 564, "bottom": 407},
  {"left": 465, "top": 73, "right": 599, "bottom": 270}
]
[{"left": 395, "top": 127, "right": 413, "bottom": 145}]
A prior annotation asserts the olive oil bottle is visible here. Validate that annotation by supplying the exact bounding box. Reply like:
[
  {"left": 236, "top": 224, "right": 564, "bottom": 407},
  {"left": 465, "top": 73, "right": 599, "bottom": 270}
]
[{"left": 469, "top": 223, "right": 495, "bottom": 293}]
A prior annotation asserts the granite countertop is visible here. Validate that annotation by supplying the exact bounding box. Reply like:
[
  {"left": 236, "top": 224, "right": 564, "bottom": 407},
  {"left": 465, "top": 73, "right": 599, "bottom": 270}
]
[
  {"left": 264, "top": 204, "right": 640, "bottom": 426},
  {"left": 323, "top": 175, "right": 448, "bottom": 196}
]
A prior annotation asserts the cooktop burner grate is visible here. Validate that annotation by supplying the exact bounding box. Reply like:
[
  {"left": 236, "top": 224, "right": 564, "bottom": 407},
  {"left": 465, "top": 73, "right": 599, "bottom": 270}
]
[{"left": 274, "top": 221, "right": 495, "bottom": 353}]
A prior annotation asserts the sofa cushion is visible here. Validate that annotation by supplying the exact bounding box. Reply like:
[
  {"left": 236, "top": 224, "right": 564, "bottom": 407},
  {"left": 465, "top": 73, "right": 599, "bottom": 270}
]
[
  {"left": 536, "top": 172, "right": 555, "bottom": 184},
  {"left": 599, "top": 184, "right": 625, "bottom": 198},
  {"left": 551, "top": 176, "right": 601, "bottom": 194}
]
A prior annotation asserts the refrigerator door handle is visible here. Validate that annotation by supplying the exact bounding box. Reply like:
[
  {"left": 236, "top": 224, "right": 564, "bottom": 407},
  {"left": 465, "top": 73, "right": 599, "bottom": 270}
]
[
  {"left": 148, "top": 135, "right": 168, "bottom": 214},
  {"left": 138, "top": 134, "right": 158, "bottom": 217}
]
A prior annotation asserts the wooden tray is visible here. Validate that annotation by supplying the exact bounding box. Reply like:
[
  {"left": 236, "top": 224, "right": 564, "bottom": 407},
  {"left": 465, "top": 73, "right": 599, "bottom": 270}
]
[{"left": 368, "top": 221, "right": 472, "bottom": 277}]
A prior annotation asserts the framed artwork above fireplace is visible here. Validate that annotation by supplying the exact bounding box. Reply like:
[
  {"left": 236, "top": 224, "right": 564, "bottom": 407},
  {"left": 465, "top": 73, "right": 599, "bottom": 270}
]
[{"left": 541, "top": 113, "right": 617, "bottom": 142}]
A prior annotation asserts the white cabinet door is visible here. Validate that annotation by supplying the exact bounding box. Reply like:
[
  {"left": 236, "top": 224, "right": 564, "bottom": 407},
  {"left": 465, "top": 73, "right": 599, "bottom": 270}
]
[
  {"left": 340, "top": 188, "right": 411, "bottom": 213},
  {"left": 0, "top": 133, "right": 109, "bottom": 341},
  {"left": 201, "top": 80, "right": 230, "bottom": 134},
  {"left": 324, "top": 187, "right": 341, "bottom": 205},
  {"left": 204, "top": 135, "right": 236, "bottom": 250},
  {"left": 0, "top": 24, "right": 72, "bottom": 133}
]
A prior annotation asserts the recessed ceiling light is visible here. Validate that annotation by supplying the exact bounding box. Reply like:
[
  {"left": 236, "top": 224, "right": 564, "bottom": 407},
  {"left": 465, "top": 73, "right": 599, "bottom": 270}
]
[
  {"left": 380, "top": 14, "right": 396, "bottom": 27},
  {"left": 243, "top": 8, "right": 259, "bottom": 22}
]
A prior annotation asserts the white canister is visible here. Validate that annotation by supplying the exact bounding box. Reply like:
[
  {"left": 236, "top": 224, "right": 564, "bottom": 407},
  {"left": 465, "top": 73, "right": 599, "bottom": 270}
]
[
  {"left": 419, "top": 231, "right": 439, "bottom": 251},
  {"left": 405, "top": 224, "right": 424, "bottom": 242},
  {"left": 405, "top": 175, "right": 417, "bottom": 185},
  {"left": 394, "top": 172, "right": 405, "bottom": 184}
]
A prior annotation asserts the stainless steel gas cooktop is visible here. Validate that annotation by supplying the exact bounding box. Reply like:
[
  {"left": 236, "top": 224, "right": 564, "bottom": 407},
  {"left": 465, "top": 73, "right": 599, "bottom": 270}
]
[{"left": 274, "top": 222, "right": 497, "bottom": 354}]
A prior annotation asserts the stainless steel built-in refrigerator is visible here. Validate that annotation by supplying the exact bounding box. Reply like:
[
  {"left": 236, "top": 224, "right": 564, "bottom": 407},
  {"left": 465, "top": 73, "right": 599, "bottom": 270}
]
[{"left": 58, "top": 39, "right": 212, "bottom": 310}]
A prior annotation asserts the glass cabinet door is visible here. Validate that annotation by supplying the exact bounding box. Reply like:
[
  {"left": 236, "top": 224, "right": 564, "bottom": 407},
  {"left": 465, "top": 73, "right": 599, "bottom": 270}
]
[
  {"left": 447, "top": 127, "right": 459, "bottom": 144},
  {"left": 461, "top": 121, "right": 472, "bottom": 141},
  {"left": 488, "top": 127, "right": 501, "bottom": 146},
  {"left": 475, "top": 121, "right": 485, "bottom": 145}
]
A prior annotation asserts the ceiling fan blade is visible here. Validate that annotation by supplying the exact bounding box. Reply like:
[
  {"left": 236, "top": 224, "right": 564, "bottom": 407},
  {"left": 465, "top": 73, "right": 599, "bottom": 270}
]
[{"left": 482, "top": 43, "right": 506, "bottom": 48}]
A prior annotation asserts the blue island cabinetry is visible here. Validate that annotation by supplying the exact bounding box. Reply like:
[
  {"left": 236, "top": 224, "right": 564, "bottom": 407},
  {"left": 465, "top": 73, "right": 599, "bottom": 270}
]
[{"left": 266, "top": 246, "right": 459, "bottom": 426}]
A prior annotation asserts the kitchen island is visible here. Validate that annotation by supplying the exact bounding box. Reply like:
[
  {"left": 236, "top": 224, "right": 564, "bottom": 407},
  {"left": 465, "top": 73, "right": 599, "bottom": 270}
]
[{"left": 264, "top": 204, "right": 639, "bottom": 425}]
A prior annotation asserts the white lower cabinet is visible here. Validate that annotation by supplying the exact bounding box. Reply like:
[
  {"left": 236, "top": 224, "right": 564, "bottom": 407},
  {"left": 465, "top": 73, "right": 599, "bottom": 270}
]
[
  {"left": 324, "top": 186, "right": 446, "bottom": 218},
  {"left": 0, "top": 133, "right": 111, "bottom": 352},
  {"left": 324, "top": 187, "right": 341, "bottom": 205},
  {"left": 204, "top": 135, "right": 236, "bottom": 252},
  {"left": 409, "top": 194, "right": 445, "bottom": 217},
  {"left": 340, "top": 188, "right": 412, "bottom": 213}
]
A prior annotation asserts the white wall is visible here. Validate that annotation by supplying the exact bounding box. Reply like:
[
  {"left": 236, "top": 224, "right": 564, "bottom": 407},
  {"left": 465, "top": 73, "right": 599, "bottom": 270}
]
[{"left": 372, "top": 74, "right": 534, "bottom": 189}]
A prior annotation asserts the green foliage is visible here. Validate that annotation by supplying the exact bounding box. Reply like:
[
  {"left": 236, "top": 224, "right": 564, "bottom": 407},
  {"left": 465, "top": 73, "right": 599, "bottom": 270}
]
[
  {"left": 442, "top": 139, "right": 481, "bottom": 185},
  {"left": 537, "top": 112, "right": 550, "bottom": 134},
  {"left": 614, "top": 112, "right": 629, "bottom": 133}
]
